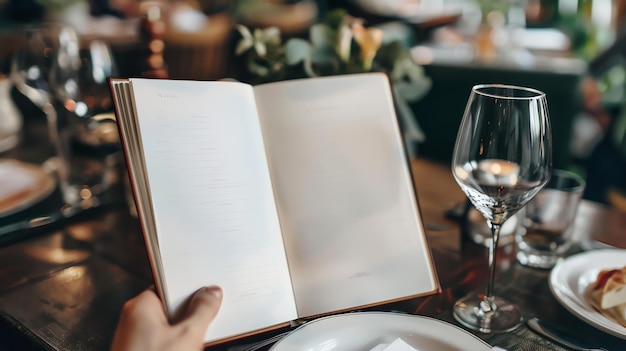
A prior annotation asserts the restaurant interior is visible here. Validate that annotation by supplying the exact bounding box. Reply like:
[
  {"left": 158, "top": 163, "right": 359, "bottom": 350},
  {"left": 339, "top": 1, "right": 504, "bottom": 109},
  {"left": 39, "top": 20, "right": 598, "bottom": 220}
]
[
  {"left": 2, "top": 0, "right": 626, "bottom": 206},
  {"left": 0, "top": 0, "right": 625, "bottom": 350}
]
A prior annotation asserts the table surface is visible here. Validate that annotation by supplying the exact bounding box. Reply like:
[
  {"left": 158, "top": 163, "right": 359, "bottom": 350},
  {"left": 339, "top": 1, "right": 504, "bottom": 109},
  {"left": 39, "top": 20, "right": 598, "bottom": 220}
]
[{"left": 0, "top": 155, "right": 625, "bottom": 351}]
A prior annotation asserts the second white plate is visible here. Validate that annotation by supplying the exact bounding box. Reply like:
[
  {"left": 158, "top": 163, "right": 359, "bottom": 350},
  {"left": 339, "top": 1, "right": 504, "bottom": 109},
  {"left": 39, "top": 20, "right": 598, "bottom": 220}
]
[
  {"left": 549, "top": 249, "right": 626, "bottom": 339},
  {"left": 270, "top": 312, "right": 492, "bottom": 351}
]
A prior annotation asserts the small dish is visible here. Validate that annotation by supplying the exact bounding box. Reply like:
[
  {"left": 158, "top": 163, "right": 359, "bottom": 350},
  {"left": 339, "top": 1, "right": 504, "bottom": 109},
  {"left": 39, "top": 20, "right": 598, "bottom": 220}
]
[{"left": 549, "top": 249, "right": 626, "bottom": 339}]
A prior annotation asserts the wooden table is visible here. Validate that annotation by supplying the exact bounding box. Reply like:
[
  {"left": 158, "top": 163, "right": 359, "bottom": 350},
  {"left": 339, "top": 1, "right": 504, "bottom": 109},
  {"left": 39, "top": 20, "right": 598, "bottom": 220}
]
[{"left": 0, "top": 156, "right": 625, "bottom": 351}]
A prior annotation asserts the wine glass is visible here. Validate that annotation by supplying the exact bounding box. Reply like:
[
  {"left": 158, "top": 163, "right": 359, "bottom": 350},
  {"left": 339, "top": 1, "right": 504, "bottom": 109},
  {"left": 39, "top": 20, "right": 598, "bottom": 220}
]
[
  {"left": 451, "top": 84, "right": 552, "bottom": 333},
  {"left": 51, "top": 39, "right": 119, "bottom": 146},
  {"left": 49, "top": 38, "right": 121, "bottom": 202},
  {"left": 11, "top": 23, "right": 80, "bottom": 203}
]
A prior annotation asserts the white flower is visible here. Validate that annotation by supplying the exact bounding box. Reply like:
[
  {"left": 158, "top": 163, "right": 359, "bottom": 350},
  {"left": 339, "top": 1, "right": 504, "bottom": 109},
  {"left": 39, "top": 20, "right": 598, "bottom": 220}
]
[{"left": 352, "top": 22, "right": 383, "bottom": 71}]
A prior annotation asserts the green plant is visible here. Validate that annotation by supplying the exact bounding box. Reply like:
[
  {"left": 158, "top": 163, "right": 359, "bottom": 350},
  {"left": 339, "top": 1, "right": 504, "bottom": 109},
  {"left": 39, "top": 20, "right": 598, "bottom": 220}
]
[
  {"left": 235, "top": 9, "right": 431, "bottom": 151},
  {"left": 235, "top": 9, "right": 429, "bottom": 93},
  {"left": 35, "top": 0, "right": 85, "bottom": 10}
]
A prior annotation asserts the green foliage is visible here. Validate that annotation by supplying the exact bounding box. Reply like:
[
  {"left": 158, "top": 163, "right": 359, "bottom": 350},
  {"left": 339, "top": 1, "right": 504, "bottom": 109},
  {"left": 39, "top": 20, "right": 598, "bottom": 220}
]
[
  {"left": 235, "top": 25, "right": 287, "bottom": 80},
  {"left": 234, "top": 8, "right": 431, "bottom": 102},
  {"left": 556, "top": 13, "right": 595, "bottom": 60},
  {"left": 234, "top": 9, "right": 432, "bottom": 148},
  {"left": 35, "top": 0, "right": 85, "bottom": 10}
]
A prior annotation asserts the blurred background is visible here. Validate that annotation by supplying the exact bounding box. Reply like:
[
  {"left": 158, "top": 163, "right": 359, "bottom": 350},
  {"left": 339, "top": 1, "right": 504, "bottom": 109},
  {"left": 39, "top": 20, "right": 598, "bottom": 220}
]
[{"left": 1, "top": 0, "right": 625, "bottom": 209}]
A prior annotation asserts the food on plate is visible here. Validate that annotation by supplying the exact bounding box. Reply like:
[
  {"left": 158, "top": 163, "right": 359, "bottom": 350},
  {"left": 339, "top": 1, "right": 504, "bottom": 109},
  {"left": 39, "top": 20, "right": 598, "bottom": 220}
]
[{"left": 587, "top": 266, "right": 626, "bottom": 327}]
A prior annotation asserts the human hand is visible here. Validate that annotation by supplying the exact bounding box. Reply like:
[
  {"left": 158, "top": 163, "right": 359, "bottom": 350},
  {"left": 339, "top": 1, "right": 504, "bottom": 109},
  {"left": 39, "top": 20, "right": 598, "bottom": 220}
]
[{"left": 110, "top": 286, "right": 223, "bottom": 351}]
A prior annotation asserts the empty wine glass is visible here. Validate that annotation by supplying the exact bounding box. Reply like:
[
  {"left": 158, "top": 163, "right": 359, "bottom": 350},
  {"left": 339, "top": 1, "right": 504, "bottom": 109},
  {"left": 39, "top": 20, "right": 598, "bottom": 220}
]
[
  {"left": 51, "top": 39, "right": 119, "bottom": 147},
  {"left": 11, "top": 23, "right": 80, "bottom": 203},
  {"left": 49, "top": 39, "right": 121, "bottom": 202},
  {"left": 452, "top": 84, "right": 552, "bottom": 333}
]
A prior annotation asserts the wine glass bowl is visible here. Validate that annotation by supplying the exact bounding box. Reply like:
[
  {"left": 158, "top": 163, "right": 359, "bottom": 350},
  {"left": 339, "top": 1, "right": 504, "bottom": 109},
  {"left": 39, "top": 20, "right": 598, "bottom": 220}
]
[
  {"left": 54, "top": 39, "right": 119, "bottom": 149},
  {"left": 11, "top": 23, "right": 81, "bottom": 204},
  {"left": 12, "top": 24, "right": 63, "bottom": 109},
  {"left": 452, "top": 84, "right": 552, "bottom": 333},
  {"left": 12, "top": 24, "right": 82, "bottom": 107}
]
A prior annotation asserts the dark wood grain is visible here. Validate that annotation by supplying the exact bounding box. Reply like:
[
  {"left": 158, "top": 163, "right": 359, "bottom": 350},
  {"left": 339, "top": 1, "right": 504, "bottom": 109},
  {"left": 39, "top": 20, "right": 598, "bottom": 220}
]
[{"left": 0, "top": 256, "right": 150, "bottom": 351}]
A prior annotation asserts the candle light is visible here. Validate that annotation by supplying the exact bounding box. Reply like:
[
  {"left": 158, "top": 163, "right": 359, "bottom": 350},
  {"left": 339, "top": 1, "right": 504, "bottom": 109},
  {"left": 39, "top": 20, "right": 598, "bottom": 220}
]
[{"left": 476, "top": 159, "right": 520, "bottom": 185}]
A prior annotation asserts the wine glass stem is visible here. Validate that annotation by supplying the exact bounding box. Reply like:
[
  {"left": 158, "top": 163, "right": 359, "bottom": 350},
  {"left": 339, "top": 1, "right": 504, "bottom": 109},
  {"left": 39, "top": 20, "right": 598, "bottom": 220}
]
[
  {"left": 43, "top": 102, "right": 74, "bottom": 203},
  {"left": 43, "top": 102, "right": 59, "bottom": 154},
  {"left": 485, "top": 222, "right": 501, "bottom": 310}
]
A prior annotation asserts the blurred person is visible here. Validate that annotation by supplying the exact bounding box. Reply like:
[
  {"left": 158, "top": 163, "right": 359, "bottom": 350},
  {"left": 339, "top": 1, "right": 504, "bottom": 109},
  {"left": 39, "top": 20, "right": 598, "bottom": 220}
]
[
  {"left": 581, "top": 26, "right": 626, "bottom": 206},
  {"left": 111, "top": 285, "right": 223, "bottom": 351}
]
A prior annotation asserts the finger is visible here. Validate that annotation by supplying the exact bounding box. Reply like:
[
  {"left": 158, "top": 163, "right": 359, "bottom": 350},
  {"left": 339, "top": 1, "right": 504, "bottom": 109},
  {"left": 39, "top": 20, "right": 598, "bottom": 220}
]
[
  {"left": 122, "top": 289, "right": 168, "bottom": 326},
  {"left": 112, "top": 289, "right": 168, "bottom": 351},
  {"left": 179, "top": 286, "right": 223, "bottom": 339}
]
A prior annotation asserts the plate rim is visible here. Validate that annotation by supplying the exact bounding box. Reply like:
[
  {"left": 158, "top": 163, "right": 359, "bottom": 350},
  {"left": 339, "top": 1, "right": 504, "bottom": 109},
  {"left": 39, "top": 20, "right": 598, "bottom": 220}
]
[
  {"left": 549, "top": 248, "right": 626, "bottom": 339},
  {"left": 0, "top": 159, "right": 56, "bottom": 218},
  {"left": 270, "top": 311, "right": 492, "bottom": 350}
]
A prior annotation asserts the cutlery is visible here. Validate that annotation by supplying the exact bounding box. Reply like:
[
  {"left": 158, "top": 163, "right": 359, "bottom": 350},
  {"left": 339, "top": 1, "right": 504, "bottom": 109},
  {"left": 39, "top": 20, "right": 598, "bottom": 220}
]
[{"left": 527, "top": 317, "right": 608, "bottom": 351}]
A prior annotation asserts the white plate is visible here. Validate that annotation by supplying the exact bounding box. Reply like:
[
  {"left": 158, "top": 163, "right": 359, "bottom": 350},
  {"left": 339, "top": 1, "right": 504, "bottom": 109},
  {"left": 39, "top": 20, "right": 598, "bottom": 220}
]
[
  {"left": 0, "top": 159, "right": 56, "bottom": 217},
  {"left": 270, "top": 312, "right": 492, "bottom": 351},
  {"left": 549, "top": 249, "right": 626, "bottom": 339}
]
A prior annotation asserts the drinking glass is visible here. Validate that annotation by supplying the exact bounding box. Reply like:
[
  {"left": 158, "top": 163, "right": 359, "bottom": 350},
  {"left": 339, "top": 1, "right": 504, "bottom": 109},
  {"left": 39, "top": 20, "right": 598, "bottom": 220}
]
[
  {"left": 451, "top": 84, "right": 552, "bottom": 333},
  {"left": 516, "top": 169, "right": 585, "bottom": 269}
]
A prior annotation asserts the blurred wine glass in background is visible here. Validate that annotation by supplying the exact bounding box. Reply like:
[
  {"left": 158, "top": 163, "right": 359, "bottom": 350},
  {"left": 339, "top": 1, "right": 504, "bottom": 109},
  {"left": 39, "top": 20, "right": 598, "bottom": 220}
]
[
  {"left": 53, "top": 39, "right": 119, "bottom": 148},
  {"left": 11, "top": 24, "right": 64, "bottom": 110},
  {"left": 11, "top": 23, "right": 80, "bottom": 203},
  {"left": 12, "top": 23, "right": 121, "bottom": 206},
  {"left": 49, "top": 38, "right": 122, "bottom": 205}
]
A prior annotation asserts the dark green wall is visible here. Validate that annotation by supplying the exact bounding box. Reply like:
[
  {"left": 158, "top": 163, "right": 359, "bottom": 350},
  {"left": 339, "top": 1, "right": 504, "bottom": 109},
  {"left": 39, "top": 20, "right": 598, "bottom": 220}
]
[{"left": 411, "top": 62, "right": 584, "bottom": 170}]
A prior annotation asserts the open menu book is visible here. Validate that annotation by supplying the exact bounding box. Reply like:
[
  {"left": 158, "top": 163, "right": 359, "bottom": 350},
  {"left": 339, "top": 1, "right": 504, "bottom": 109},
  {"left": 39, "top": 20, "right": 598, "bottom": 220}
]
[{"left": 109, "top": 73, "right": 439, "bottom": 345}]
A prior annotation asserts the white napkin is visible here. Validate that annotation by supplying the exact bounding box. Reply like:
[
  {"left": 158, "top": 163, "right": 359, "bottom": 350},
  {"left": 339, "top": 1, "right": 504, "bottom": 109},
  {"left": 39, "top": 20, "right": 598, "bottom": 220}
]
[
  {"left": 0, "top": 161, "right": 38, "bottom": 200},
  {"left": 369, "top": 338, "right": 417, "bottom": 351},
  {"left": 369, "top": 338, "right": 508, "bottom": 351}
]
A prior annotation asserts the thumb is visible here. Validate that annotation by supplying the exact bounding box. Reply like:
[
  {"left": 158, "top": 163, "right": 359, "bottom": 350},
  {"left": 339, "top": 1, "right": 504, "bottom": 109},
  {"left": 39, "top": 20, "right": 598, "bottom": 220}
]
[{"left": 180, "top": 286, "right": 223, "bottom": 339}]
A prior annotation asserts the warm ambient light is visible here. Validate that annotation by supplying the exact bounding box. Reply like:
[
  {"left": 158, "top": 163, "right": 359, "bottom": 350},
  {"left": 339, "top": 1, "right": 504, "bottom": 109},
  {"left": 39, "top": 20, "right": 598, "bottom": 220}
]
[
  {"left": 64, "top": 98, "right": 76, "bottom": 112},
  {"left": 477, "top": 159, "right": 520, "bottom": 185}
]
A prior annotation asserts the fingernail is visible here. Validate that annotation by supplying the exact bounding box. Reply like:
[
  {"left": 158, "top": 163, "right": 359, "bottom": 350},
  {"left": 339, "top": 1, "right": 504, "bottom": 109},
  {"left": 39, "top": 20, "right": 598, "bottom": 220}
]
[{"left": 205, "top": 286, "right": 222, "bottom": 299}]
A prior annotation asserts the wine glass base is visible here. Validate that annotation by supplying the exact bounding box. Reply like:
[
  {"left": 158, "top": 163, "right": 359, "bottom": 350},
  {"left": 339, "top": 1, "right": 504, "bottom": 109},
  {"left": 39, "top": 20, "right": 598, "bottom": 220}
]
[{"left": 453, "top": 293, "right": 522, "bottom": 333}]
